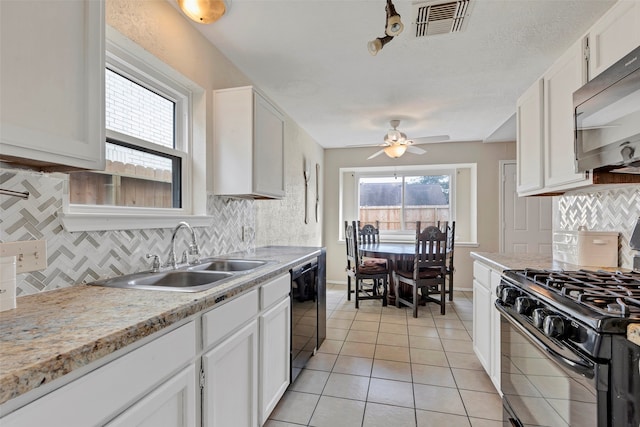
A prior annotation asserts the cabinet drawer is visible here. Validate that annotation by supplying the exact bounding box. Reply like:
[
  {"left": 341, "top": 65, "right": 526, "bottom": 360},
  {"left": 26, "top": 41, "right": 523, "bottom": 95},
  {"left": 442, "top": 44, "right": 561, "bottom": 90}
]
[
  {"left": 473, "top": 261, "right": 491, "bottom": 288},
  {"left": 202, "top": 289, "right": 259, "bottom": 349},
  {"left": 261, "top": 273, "right": 290, "bottom": 310}
]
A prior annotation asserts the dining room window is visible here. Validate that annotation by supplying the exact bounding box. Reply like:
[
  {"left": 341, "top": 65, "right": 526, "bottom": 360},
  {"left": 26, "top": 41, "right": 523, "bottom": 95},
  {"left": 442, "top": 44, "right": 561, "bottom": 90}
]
[
  {"left": 359, "top": 174, "right": 450, "bottom": 232},
  {"left": 340, "top": 164, "right": 477, "bottom": 244}
]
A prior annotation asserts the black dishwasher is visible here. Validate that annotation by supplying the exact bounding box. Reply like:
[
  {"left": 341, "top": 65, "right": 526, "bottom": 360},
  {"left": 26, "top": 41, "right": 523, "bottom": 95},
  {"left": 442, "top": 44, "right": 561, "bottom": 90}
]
[{"left": 290, "top": 251, "right": 326, "bottom": 383}]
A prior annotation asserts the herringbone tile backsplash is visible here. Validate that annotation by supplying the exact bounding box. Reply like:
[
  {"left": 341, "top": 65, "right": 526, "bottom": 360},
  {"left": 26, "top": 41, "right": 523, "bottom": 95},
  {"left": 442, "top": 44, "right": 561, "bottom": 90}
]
[
  {"left": 1, "top": 168, "right": 254, "bottom": 295},
  {"left": 556, "top": 186, "right": 640, "bottom": 269}
]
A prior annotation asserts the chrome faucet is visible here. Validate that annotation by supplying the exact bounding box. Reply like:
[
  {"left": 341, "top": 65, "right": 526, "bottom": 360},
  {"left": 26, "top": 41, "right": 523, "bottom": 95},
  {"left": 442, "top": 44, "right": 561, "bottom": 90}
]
[{"left": 166, "top": 221, "right": 201, "bottom": 269}]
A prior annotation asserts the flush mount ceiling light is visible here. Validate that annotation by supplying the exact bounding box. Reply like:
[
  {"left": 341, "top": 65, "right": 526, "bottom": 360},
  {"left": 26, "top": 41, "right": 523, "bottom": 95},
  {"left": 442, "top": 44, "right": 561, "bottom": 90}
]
[
  {"left": 368, "top": 0, "right": 404, "bottom": 55},
  {"left": 176, "top": 0, "right": 228, "bottom": 24}
]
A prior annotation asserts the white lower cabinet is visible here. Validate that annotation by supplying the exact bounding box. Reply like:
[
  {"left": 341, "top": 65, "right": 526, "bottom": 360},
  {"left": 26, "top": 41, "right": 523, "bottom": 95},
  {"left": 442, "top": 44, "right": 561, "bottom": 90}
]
[
  {"left": 472, "top": 265, "right": 492, "bottom": 374},
  {"left": 203, "top": 319, "right": 259, "bottom": 427},
  {"left": 489, "top": 270, "right": 503, "bottom": 392},
  {"left": 259, "top": 296, "right": 291, "bottom": 425},
  {"left": 472, "top": 261, "right": 502, "bottom": 394},
  {"left": 1, "top": 273, "right": 294, "bottom": 427},
  {"left": 106, "top": 365, "right": 197, "bottom": 427},
  {"left": 200, "top": 273, "right": 291, "bottom": 427},
  {"left": 1, "top": 321, "right": 197, "bottom": 427}
]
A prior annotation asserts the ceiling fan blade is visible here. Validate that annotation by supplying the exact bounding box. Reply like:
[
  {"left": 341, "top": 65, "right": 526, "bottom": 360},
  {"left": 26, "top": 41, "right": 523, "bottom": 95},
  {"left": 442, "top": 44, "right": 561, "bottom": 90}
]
[
  {"left": 367, "top": 149, "right": 385, "bottom": 160},
  {"left": 346, "top": 142, "right": 389, "bottom": 148},
  {"left": 411, "top": 135, "right": 450, "bottom": 145},
  {"left": 406, "top": 145, "right": 426, "bottom": 155}
]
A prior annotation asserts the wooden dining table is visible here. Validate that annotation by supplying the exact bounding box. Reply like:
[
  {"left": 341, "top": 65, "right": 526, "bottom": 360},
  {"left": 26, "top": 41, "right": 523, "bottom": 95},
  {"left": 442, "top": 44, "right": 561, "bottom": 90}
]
[{"left": 359, "top": 242, "right": 416, "bottom": 306}]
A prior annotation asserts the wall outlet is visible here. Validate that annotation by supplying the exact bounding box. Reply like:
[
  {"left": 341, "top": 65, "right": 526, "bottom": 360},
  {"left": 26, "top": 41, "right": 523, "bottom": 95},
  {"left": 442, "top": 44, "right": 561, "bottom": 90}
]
[{"left": 0, "top": 240, "right": 47, "bottom": 273}]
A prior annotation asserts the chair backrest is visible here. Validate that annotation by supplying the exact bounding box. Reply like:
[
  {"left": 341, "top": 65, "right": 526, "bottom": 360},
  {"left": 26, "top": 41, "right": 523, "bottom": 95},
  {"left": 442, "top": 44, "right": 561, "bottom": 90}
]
[
  {"left": 447, "top": 221, "right": 455, "bottom": 269},
  {"left": 358, "top": 221, "right": 381, "bottom": 244},
  {"left": 344, "top": 220, "right": 360, "bottom": 269},
  {"left": 412, "top": 221, "right": 448, "bottom": 276},
  {"left": 436, "top": 220, "right": 455, "bottom": 268}
]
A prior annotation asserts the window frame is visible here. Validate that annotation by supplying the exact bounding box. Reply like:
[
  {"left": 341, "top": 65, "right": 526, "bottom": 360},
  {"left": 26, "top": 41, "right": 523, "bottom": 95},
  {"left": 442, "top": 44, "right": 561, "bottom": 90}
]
[
  {"left": 339, "top": 163, "right": 478, "bottom": 245},
  {"left": 60, "top": 26, "right": 211, "bottom": 232},
  {"left": 356, "top": 170, "right": 455, "bottom": 238}
]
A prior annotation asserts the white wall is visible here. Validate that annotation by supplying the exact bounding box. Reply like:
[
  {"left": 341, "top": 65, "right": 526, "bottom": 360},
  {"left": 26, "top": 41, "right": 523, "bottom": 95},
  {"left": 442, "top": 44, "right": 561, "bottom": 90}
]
[{"left": 324, "top": 141, "right": 517, "bottom": 288}]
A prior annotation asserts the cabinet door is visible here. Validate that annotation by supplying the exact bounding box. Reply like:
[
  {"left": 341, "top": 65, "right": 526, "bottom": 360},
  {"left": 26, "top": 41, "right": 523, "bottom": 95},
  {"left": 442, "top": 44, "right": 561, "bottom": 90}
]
[
  {"left": 543, "top": 39, "right": 591, "bottom": 190},
  {"left": 106, "top": 365, "right": 197, "bottom": 427},
  {"left": 0, "top": 0, "right": 105, "bottom": 170},
  {"left": 489, "top": 271, "right": 503, "bottom": 394},
  {"left": 588, "top": 0, "right": 640, "bottom": 79},
  {"left": 516, "top": 79, "right": 544, "bottom": 195},
  {"left": 472, "top": 279, "right": 492, "bottom": 374},
  {"left": 203, "top": 320, "right": 259, "bottom": 427},
  {"left": 259, "top": 297, "right": 291, "bottom": 425},
  {"left": 253, "top": 93, "right": 285, "bottom": 198}
]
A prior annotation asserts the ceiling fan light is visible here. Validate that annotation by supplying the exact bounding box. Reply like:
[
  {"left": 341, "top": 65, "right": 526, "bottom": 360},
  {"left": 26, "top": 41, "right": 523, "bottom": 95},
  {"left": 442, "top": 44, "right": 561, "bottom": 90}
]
[
  {"left": 176, "top": 0, "right": 227, "bottom": 24},
  {"left": 384, "top": 144, "right": 407, "bottom": 158}
]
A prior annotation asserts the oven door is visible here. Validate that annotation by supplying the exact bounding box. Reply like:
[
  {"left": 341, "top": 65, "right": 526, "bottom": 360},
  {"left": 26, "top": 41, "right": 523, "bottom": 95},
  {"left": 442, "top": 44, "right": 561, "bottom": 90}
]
[{"left": 496, "top": 303, "right": 607, "bottom": 427}]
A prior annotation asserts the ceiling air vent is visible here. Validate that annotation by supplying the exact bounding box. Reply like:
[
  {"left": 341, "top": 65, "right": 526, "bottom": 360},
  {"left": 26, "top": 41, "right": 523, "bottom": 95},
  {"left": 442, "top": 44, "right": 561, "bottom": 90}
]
[{"left": 413, "top": 0, "right": 471, "bottom": 37}]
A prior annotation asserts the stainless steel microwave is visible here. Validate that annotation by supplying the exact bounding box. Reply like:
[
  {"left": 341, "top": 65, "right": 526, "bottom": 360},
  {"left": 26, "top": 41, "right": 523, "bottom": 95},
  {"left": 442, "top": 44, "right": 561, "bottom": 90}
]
[{"left": 574, "top": 45, "right": 640, "bottom": 173}]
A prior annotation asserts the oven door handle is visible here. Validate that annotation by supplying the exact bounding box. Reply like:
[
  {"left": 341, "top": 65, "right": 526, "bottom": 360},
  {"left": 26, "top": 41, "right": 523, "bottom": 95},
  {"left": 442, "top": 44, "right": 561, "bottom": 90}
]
[{"left": 496, "top": 303, "right": 595, "bottom": 378}]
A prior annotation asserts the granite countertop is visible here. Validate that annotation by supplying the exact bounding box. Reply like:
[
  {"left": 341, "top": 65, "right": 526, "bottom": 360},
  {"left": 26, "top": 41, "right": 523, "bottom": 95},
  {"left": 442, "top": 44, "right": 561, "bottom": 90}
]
[
  {"left": 0, "top": 246, "right": 322, "bottom": 406},
  {"left": 470, "top": 251, "right": 640, "bottom": 347},
  {"left": 469, "top": 252, "right": 584, "bottom": 272}
]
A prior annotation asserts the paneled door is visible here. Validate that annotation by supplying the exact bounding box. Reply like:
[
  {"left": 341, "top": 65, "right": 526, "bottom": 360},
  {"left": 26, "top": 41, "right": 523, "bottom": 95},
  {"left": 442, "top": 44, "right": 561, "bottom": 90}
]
[{"left": 501, "top": 162, "right": 552, "bottom": 253}]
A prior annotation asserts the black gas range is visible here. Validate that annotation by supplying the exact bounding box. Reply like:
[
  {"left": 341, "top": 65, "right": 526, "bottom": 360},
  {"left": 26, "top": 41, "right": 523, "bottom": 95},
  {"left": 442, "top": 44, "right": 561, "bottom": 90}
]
[{"left": 496, "top": 269, "right": 640, "bottom": 427}]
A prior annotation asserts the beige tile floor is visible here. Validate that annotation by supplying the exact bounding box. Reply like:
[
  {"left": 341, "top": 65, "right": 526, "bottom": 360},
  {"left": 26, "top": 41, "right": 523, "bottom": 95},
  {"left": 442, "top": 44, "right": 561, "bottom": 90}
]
[{"left": 266, "top": 284, "right": 503, "bottom": 427}]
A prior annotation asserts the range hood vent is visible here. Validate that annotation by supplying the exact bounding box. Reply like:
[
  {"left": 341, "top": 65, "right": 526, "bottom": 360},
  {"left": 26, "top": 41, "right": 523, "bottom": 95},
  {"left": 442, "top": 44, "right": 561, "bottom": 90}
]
[{"left": 413, "top": 0, "right": 471, "bottom": 37}]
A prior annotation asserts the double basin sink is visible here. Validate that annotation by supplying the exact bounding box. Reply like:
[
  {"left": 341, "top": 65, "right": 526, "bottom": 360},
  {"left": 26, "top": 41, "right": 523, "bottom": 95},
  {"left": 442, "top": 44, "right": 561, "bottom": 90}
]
[{"left": 89, "top": 258, "right": 269, "bottom": 293}]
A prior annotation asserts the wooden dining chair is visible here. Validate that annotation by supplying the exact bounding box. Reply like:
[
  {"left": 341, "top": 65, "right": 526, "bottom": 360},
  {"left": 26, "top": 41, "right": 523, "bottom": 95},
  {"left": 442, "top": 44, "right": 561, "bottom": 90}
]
[
  {"left": 345, "top": 220, "right": 388, "bottom": 308},
  {"left": 445, "top": 221, "right": 455, "bottom": 301},
  {"left": 437, "top": 220, "right": 456, "bottom": 301},
  {"left": 394, "top": 221, "right": 448, "bottom": 317},
  {"left": 357, "top": 221, "right": 387, "bottom": 267}
]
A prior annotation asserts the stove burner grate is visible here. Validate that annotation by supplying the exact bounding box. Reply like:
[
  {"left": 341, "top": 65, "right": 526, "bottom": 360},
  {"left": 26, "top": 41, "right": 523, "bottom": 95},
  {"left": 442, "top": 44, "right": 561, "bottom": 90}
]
[{"left": 516, "top": 269, "right": 640, "bottom": 317}]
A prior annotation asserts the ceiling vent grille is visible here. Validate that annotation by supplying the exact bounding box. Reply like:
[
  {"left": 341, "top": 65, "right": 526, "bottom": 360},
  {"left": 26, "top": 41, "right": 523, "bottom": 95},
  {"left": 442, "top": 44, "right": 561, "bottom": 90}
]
[{"left": 414, "top": 0, "right": 471, "bottom": 37}]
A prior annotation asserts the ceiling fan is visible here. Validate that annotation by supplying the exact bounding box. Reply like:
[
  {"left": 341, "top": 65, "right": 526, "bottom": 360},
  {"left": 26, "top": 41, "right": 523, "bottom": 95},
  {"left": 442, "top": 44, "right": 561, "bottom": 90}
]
[{"left": 367, "top": 120, "right": 450, "bottom": 159}]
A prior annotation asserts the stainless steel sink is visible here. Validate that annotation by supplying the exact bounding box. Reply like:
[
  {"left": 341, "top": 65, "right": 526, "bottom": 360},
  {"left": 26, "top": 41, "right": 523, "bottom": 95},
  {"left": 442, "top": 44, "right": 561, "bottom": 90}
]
[
  {"left": 88, "top": 270, "right": 234, "bottom": 293},
  {"left": 187, "top": 258, "right": 268, "bottom": 273}
]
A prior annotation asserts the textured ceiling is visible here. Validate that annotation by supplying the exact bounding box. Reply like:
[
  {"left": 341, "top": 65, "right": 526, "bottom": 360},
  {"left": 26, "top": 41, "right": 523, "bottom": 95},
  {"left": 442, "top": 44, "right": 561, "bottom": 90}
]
[{"left": 178, "top": 0, "right": 615, "bottom": 148}]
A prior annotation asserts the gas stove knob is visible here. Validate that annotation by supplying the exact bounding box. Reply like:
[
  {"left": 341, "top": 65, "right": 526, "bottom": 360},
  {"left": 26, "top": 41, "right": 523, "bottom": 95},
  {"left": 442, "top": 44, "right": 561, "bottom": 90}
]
[
  {"left": 515, "top": 297, "right": 536, "bottom": 315},
  {"left": 532, "top": 308, "right": 549, "bottom": 328},
  {"left": 501, "top": 288, "right": 520, "bottom": 305},
  {"left": 543, "top": 315, "right": 566, "bottom": 339}
]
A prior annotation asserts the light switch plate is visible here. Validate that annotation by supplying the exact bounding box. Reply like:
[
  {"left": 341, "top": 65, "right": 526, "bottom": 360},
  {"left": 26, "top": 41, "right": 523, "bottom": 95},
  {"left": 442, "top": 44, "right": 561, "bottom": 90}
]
[{"left": 0, "top": 240, "right": 47, "bottom": 273}]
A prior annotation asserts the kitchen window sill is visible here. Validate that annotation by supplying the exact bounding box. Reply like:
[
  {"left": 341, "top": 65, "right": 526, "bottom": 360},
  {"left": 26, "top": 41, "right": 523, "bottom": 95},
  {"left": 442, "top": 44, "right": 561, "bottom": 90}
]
[{"left": 58, "top": 211, "right": 213, "bottom": 232}]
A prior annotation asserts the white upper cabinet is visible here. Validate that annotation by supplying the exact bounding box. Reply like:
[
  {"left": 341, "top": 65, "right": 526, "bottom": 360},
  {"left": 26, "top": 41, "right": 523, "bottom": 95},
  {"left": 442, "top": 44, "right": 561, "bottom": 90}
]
[
  {"left": 543, "top": 39, "right": 591, "bottom": 191},
  {"left": 0, "top": 0, "right": 105, "bottom": 171},
  {"left": 516, "top": 0, "right": 640, "bottom": 196},
  {"left": 213, "top": 86, "right": 285, "bottom": 199},
  {"left": 516, "top": 79, "right": 544, "bottom": 195},
  {"left": 588, "top": 0, "right": 640, "bottom": 79}
]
